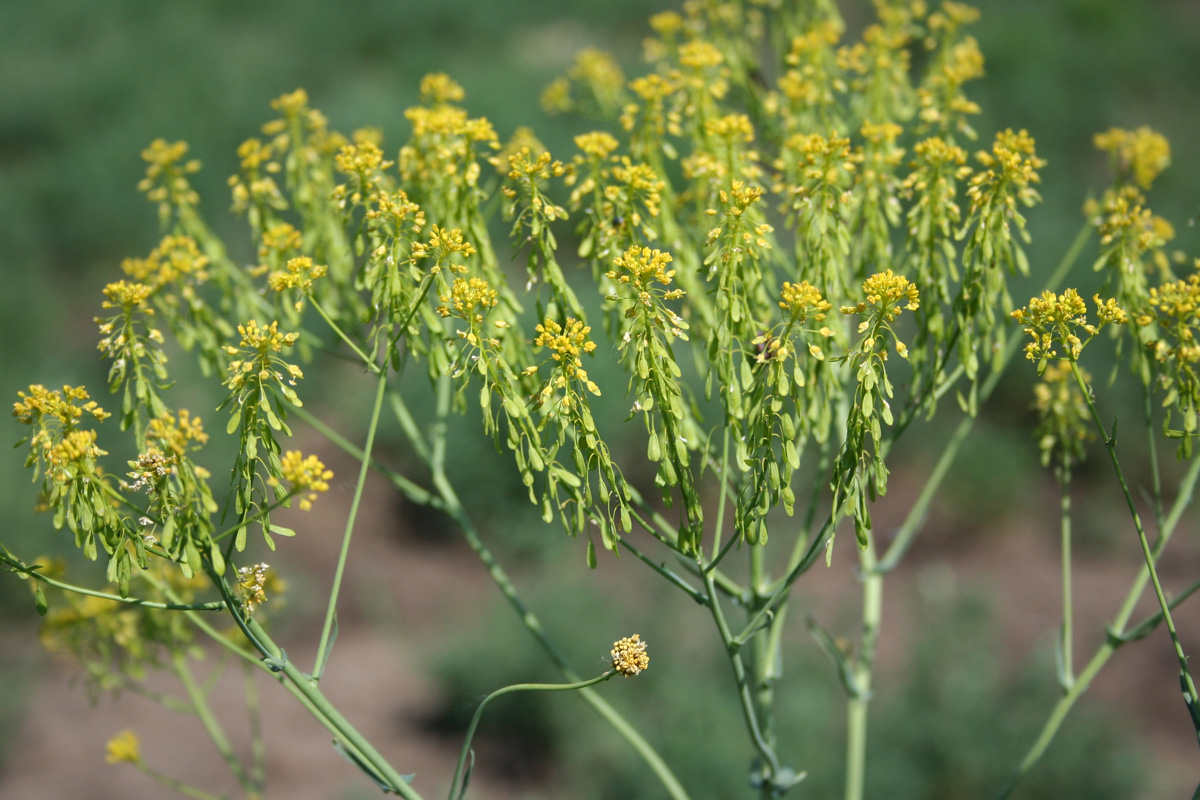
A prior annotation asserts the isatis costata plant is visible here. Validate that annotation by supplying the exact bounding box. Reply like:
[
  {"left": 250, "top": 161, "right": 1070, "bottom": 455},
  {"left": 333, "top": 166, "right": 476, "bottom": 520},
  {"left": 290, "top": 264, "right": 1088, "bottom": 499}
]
[{"left": 5, "top": 2, "right": 1198, "bottom": 798}]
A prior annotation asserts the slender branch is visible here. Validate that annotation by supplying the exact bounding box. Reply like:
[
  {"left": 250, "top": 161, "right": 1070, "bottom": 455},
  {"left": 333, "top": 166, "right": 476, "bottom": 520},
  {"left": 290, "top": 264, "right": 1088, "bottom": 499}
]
[
  {"left": 173, "top": 650, "right": 251, "bottom": 792},
  {"left": 447, "top": 672, "right": 615, "bottom": 800},
  {"left": 997, "top": 452, "right": 1200, "bottom": 796},
  {"left": 1, "top": 555, "right": 225, "bottom": 611},
  {"left": 313, "top": 368, "right": 390, "bottom": 680},
  {"left": 1068, "top": 359, "right": 1200, "bottom": 720}
]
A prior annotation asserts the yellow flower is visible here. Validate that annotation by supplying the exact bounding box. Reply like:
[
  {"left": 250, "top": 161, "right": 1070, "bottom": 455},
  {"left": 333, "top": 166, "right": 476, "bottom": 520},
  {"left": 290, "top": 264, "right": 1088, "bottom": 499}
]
[
  {"left": 780, "top": 281, "right": 832, "bottom": 322},
  {"left": 276, "top": 451, "right": 333, "bottom": 511},
  {"left": 574, "top": 131, "right": 620, "bottom": 160},
  {"left": 268, "top": 256, "right": 328, "bottom": 298},
  {"left": 106, "top": 730, "right": 141, "bottom": 765},
  {"left": 419, "top": 72, "right": 466, "bottom": 105},
  {"left": 611, "top": 634, "right": 649, "bottom": 677},
  {"left": 1094, "top": 126, "right": 1171, "bottom": 190}
]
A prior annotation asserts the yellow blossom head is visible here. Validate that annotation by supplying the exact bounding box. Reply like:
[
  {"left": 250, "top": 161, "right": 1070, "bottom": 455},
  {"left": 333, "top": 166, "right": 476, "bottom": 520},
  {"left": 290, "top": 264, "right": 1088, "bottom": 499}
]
[
  {"left": 106, "top": 730, "right": 141, "bottom": 765},
  {"left": 276, "top": 451, "right": 332, "bottom": 511},
  {"left": 610, "top": 634, "right": 649, "bottom": 677}
]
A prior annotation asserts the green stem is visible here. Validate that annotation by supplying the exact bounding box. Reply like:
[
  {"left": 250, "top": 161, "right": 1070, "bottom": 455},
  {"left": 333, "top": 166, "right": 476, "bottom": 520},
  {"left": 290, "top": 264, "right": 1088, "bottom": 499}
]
[
  {"left": 244, "top": 662, "right": 267, "bottom": 796},
  {"left": 447, "top": 672, "right": 616, "bottom": 800},
  {"left": 294, "top": 402, "right": 441, "bottom": 509},
  {"left": 173, "top": 650, "right": 251, "bottom": 792},
  {"left": 312, "top": 368, "right": 389, "bottom": 681},
  {"left": 1058, "top": 467, "right": 1074, "bottom": 690},
  {"left": 310, "top": 297, "right": 379, "bottom": 372},
  {"left": 997, "top": 452, "right": 1200, "bottom": 796},
  {"left": 844, "top": 534, "right": 881, "bottom": 800},
  {"left": 135, "top": 762, "right": 229, "bottom": 800},
  {"left": 1, "top": 555, "right": 225, "bottom": 611},
  {"left": 1068, "top": 359, "right": 1200, "bottom": 722},
  {"left": 703, "top": 569, "right": 783, "bottom": 786}
]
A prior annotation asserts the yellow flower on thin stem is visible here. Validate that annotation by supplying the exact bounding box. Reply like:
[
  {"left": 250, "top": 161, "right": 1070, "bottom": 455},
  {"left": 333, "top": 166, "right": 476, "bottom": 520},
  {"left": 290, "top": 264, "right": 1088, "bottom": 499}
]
[{"left": 611, "top": 634, "right": 649, "bottom": 677}]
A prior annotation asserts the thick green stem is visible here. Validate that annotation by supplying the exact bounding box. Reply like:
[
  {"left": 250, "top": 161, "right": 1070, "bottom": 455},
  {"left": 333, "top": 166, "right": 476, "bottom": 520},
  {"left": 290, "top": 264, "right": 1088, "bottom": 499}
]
[
  {"left": 1058, "top": 468, "right": 1074, "bottom": 689},
  {"left": 844, "top": 535, "right": 881, "bottom": 800},
  {"left": 447, "top": 673, "right": 615, "bottom": 800},
  {"left": 313, "top": 368, "right": 389, "bottom": 680}
]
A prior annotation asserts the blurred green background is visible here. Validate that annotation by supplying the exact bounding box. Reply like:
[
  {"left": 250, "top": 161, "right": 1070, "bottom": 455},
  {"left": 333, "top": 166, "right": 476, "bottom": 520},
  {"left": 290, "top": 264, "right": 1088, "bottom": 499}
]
[{"left": 2, "top": 1, "right": 1199, "bottom": 798}]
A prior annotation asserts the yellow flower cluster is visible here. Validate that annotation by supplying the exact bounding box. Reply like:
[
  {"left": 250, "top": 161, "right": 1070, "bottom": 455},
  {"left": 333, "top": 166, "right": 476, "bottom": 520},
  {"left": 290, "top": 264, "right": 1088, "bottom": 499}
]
[
  {"left": 365, "top": 189, "right": 426, "bottom": 233},
  {"left": 259, "top": 222, "right": 304, "bottom": 263},
  {"left": 223, "top": 320, "right": 303, "bottom": 392},
  {"left": 575, "top": 131, "right": 620, "bottom": 160},
  {"left": 649, "top": 11, "right": 684, "bottom": 35},
  {"left": 436, "top": 277, "right": 499, "bottom": 325},
  {"left": 609, "top": 159, "right": 664, "bottom": 220},
  {"left": 127, "top": 446, "right": 175, "bottom": 493},
  {"left": 841, "top": 270, "right": 920, "bottom": 324},
  {"left": 780, "top": 281, "right": 832, "bottom": 323},
  {"left": 791, "top": 131, "right": 861, "bottom": 184},
  {"left": 506, "top": 148, "right": 566, "bottom": 183},
  {"left": 610, "top": 634, "right": 649, "bottom": 677},
  {"left": 419, "top": 72, "right": 466, "bottom": 105},
  {"left": 1094, "top": 126, "right": 1171, "bottom": 190},
  {"left": 146, "top": 409, "right": 208, "bottom": 457},
  {"left": 1087, "top": 185, "right": 1174, "bottom": 253},
  {"left": 137, "top": 139, "right": 201, "bottom": 211},
  {"left": 237, "top": 563, "right": 272, "bottom": 614},
  {"left": 278, "top": 450, "right": 333, "bottom": 511},
  {"left": 13, "top": 384, "right": 110, "bottom": 428},
  {"left": 106, "top": 730, "right": 142, "bottom": 765},
  {"left": 48, "top": 430, "right": 105, "bottom": 482},
  {"left": 268, "top": 255, "right": 328, "bottom": 298},
  {"left": 411, "top": 225, "right": 477, "bottom": 273},
  {"left": 1142, "top": 273, "right": 1200, "bottom": 366},
  {"left": 609, "top": 246, "right": 678, "bottom": 291},
  {"left": 1011, "top": 289, "right": 1126, "bottom": 363},
  {"left": 335, "top": 140, "right": 393, "bottom": 176},
  {"left": 569, "top": 48, "right": 626, "bottom": 94},
  {"left": 679, "top": 40, "right": 724, "bottom": 69},
  {"left": 705, "top": 113, "right": 755, "bottom": 143},
  {"left": 966, "top": 129, "right": 1046, "bottom": 213},
  {"left": 121, "top": 235, "right": 210, "bottom": 289},
  {"left": 100, "top": 280, "right": 154, "bottom": 312},
  {"left": 535, "top": 317, "right": 599, "bottom": 384}
]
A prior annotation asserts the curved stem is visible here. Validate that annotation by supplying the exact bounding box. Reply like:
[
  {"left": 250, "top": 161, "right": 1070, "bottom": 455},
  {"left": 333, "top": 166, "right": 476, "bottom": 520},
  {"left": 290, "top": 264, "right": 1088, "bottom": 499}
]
[
  {"left": 312, "top": 367, "right": 389, "bottom": 681},
  {"left": 391, "top": 379, "right": 694, "bottom": 800},
  {"left": 447, "top": 672, "right": 615, "bottom": 800}
]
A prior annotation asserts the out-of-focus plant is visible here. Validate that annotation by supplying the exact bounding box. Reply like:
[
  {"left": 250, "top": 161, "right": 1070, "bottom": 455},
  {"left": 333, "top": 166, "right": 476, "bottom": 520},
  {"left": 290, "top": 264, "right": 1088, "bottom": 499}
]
[{"left": 4, "top": 2, "right": 1197, "bottom": 799}]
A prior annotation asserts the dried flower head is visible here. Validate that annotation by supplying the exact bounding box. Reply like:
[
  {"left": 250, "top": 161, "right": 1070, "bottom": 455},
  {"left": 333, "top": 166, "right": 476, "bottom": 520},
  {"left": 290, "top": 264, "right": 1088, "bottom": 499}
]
[{"left": 610, "top": 634, "right": 649, "bottom": 677}]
